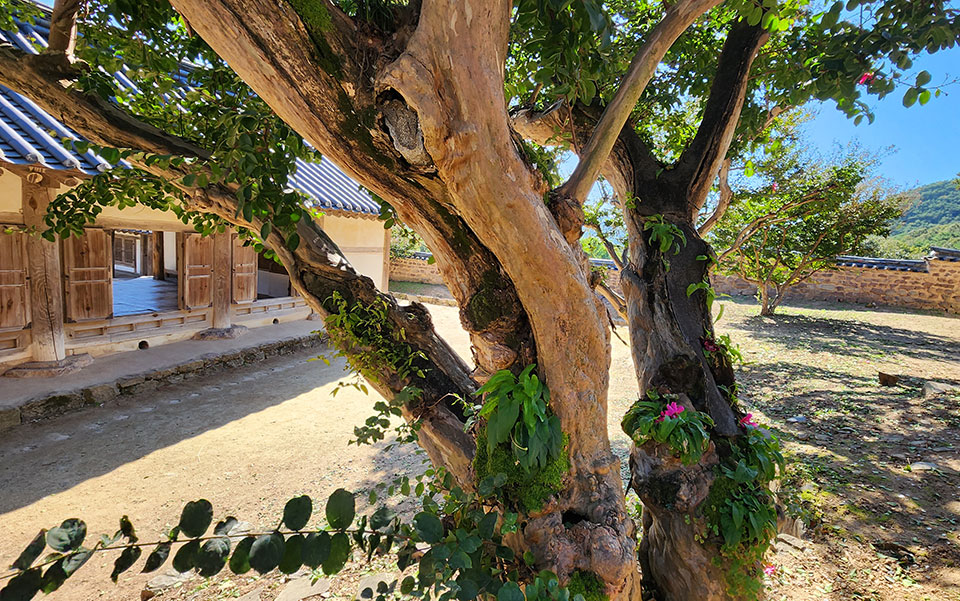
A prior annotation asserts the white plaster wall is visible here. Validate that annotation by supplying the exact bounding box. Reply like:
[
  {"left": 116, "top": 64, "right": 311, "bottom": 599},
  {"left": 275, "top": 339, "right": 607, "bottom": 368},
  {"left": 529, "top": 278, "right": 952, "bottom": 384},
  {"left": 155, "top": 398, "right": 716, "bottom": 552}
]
[
  {"left": 0, "top": 172, "right": 22, "bottom": 223},
  {"left": 322, "top": 214, "right": 387, "bottom": 290},
  {"left": 163, "top": 231, "right": 176, "bottom": 274}
]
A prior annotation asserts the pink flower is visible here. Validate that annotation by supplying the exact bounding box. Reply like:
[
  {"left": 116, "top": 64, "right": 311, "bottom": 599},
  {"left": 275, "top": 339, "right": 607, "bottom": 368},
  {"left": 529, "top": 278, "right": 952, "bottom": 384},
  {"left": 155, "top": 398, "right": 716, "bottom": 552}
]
[
  {"left": 771, "top": 182, "right": 779, "bottom": 192},
  {"left": 739, "top": 413, "right": 758, "bottom": 428},
  {"left": 763, "top": 564, "right": 777, "bottom": 576},
  {"left": 857, "top": 72, "right": 875, "bottom": 85},
  {"left": 656, "top": 401, "right": 685, "bottom": 422},
  {"left": 702, "top": 338, "right": 720, "bottom": 353}
]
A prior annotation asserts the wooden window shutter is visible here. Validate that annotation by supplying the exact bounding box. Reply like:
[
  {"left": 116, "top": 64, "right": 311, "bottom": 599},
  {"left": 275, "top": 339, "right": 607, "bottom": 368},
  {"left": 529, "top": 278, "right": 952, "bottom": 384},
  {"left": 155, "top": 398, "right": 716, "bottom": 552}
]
[
  {"left": 0, "top": 232, "right": 29, "bottom": 330},
  {"left": 62, "top": 228, "right": 113, "bottom": 322},
  {"left": 178, "top": 233, "right": 214, "bottom": 309},
  {"left": 232, "top": 235, "right": 257, "bottom": 304}
]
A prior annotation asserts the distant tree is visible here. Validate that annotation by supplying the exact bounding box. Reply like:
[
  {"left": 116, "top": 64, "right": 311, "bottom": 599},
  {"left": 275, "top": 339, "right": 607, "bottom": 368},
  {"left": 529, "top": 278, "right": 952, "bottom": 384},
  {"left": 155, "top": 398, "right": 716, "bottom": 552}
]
[{"left": 711, "top": 148, "right": 903, "bottom": 315}]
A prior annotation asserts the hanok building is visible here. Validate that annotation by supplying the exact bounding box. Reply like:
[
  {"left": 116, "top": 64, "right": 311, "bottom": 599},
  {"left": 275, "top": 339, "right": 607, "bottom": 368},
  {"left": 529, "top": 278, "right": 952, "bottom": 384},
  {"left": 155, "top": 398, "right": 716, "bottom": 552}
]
[{"left": 0, "top": 14, "right": 389, "bottom": 376}]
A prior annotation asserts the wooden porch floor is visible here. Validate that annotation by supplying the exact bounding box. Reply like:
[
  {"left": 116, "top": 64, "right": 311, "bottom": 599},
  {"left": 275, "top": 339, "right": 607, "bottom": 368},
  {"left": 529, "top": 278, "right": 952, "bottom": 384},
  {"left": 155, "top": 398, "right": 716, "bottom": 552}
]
[{"left": 113, "top": 276, "right": 179, "bottom": 317}]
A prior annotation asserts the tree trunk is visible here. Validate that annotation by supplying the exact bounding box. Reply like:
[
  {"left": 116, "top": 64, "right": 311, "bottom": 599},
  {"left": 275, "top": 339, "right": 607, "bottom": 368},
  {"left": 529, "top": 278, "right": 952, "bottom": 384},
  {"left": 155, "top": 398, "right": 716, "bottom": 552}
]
[
  {"left": 758, "top": 284, "right": 774, "bottom": 316},
  {"left": 620, "top": 203, "right": 742, "bottom": 601}
]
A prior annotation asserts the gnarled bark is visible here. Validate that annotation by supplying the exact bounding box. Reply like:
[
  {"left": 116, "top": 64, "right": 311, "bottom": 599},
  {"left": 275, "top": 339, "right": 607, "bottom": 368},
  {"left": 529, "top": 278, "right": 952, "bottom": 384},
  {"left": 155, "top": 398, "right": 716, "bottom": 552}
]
[
  {"left": 376, "top": 2, "right": 638, "bottom": 594},
  {"left": 617, "top": 21, "right": 770, "bottom": 601}
]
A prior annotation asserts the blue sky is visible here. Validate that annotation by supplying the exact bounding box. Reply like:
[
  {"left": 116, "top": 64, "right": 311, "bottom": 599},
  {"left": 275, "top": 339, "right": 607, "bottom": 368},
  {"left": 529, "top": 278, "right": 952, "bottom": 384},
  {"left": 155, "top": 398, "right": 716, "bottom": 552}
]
[{"left": 804, "top": 46, "right": 960, "bottom": 189}]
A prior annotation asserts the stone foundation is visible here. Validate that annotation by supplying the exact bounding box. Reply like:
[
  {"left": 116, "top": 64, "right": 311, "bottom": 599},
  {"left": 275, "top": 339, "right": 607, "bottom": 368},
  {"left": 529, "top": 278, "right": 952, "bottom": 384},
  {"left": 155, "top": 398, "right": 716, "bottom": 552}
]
[{"left": 0, "top": 332, "right": 327, "bottom": 432}]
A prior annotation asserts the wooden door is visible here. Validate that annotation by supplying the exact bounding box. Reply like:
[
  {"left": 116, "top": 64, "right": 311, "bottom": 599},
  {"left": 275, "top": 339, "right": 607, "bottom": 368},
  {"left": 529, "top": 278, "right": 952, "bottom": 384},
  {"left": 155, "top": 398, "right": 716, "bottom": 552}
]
[
  {"left": 62, "top": 228, "right": 113, "bottom": 322},
  {"left": 0, "top": 232, "right": 29, "bottom": 330},
  {"left": 179, "top": 233, "right": 214, "bottom": 309},
  {"left": 113, "top": 234, "right": 137, "bottom": 271},
  {"left": 232, "top": 235, "right": 257, "bottom": 304}
]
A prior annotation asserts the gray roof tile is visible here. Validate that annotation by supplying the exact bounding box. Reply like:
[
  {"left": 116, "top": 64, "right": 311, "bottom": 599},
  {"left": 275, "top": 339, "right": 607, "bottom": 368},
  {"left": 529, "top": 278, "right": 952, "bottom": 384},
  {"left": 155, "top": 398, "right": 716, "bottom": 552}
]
[{"left": 0, "top": 9, "right": 377, "bottom": 217}]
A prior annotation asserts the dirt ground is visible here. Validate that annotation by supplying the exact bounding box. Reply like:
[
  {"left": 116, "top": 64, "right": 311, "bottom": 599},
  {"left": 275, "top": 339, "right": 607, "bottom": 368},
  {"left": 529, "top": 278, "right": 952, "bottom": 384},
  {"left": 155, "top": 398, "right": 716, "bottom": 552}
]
[{"left": 0, "top": 297, "right": 958, "bottom": 601}]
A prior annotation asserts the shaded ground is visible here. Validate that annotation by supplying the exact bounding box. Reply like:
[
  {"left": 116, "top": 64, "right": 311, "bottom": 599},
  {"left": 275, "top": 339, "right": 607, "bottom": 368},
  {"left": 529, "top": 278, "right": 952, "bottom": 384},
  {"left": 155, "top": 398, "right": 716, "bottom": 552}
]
[{"left": 0, "top": 296, "right": 958, "bottom": 600}]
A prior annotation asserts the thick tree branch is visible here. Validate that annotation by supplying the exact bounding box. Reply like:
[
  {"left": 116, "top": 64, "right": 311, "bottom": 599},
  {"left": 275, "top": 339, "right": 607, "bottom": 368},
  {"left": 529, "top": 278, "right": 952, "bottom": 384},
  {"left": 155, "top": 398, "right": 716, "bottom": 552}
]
[
  {"left": 585, "top": 223, "right": 624, "bottom": 270},
  {"left": 697, "top": 106, "right": 787, "bottom": 235},
  {"left": 596, "top": 280, "right": 627, "bottom": 322},
  {"left": 697, "top": 158, "right": 733, "bottom": 235},
  {"left": 676, "top": 21, "right": 769, "bottom": 211},
  {"left": 558, "top": 0, "right": 723, "bottom": 205},
  {"left": 48, "top": 0, "right": 82, "bottom": 55},
  {"left": 0, "top": 47, "right": 213, "bottom": 160}
]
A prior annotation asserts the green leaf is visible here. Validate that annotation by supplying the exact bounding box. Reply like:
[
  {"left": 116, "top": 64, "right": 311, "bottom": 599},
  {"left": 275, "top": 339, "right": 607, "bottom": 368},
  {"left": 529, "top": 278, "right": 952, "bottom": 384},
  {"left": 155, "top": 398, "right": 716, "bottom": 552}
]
[
  {"left": 196, "top": 537, "right": 230, "bottom": 576},
  {"left": 457, "top": 576, "right": 479, "bottom": 601},
  {"left": 302, "top": 532, "right": 331, "bottom": 569},
  {"left": 172, "top": 539, "right": 200, "bottom": 573},
  {"left": 260, "top": 222, "right": 272, "bottom": 240},
  {"left": 278, "top": 534, "right": 304, "bottom": 574},
  {"left": 283, "top": 496, "right": 312, "bottom": 531},
  {"left": 919, "top": 89, "right": 931, "bottom": 105},
  {"left": 498, "top": 581, "right": 524, "bottom": 601},
  {"left": 916, "top": 70, "right": 931, "bottom": 86},
  {"left": 229, "top": 536, "right": 255, "bottom": 575},
  {"left": 12, "top": 530, "right": 46, "bottom": 571},
  {"left": 46, "top": 520, "right": 86, "bottom": 552},
  {"left": 413, "top": 512, "right": 444, "bottom": 544},
  {"left": 582, "top": 0, "right": 606, "bottom": 31},
  {"left": 286, "top": 232, "right": 300, "bottom": 251},
  {"left": 178, "top": 500, "right": 213, "bottom": 538},
  {"left": 141, "top": 542, "right": 171, "bottom": 573},
  {"left": 110, "top": 546, "right": 142, "bottom": 582},
  {"left": 400, "top": 576, "right": 416, "bottom": 595},
  {"left": 325, "top": 489, "right": 355, "bottom": 530},
  {"left": 478, "top": 512, "right": 498, "bottom": 539},
  {"left": 322, "top": 532, "right": 350, "bottom": 575},
  {"left": 903, "top": 87, "right": 919, "bottom": 107},
  {"left": 99, "top": 147, "right": 120, "bottom": 165},
  {"left": 39, "top": 561, "right": 68, "bottom": 594},
  {"left": 249, "top": 533, "right": 285, "bottom": 574}
]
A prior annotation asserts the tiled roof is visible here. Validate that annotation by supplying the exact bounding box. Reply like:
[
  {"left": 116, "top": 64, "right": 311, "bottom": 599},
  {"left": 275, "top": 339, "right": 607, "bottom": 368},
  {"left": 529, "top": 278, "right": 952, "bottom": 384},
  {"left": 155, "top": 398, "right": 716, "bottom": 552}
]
[
  {"left": 835, "top": 255, "right": 928, "bottom": 272},
  {"left": 0, "top": 8, "right": 378, "bottom": 217},
  {"left": 929, "top": 247, "right": 960, "bottom": 262}
]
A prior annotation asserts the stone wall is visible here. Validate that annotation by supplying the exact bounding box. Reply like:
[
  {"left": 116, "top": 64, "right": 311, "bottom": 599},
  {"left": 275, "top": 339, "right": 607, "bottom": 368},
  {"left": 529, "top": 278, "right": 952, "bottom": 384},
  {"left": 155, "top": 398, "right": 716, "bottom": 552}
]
[
  {"left": 390, "top": 254, "right": 448, "bottom": 285},
  {"left": 390, "top": 249, "right": 960, "bottom": 315},
  {"left": 712, "top": 253, "right": 960, "bottom": 314}
]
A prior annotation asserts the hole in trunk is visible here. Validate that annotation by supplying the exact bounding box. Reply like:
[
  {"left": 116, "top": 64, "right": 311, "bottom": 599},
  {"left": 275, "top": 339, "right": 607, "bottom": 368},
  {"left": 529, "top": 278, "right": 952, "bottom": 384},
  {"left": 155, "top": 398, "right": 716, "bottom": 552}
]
[
  {"left": 138, "top": 340, "right": 149, "bottom": 350},
  {"left": 562, "top": 510, "right": 589, "bottom": 528},
  {"left": 272, "top": 318, "right": 279, "bottom": 324}
]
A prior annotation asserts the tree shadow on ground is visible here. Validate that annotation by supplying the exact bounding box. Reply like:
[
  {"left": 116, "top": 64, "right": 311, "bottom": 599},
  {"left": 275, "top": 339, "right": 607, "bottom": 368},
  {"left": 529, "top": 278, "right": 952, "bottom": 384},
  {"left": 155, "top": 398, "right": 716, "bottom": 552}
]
[
  {"left": 721, "top": 293, "right": 956, "bottom": 319},
  {"left": 730, "top": 307, "right": 960, "bottom": 366},
  {"left": 0, "top": 345, "right": 344, "bottom": 515},
  {"left": 738, "top": 357, "right": 960, "bottom": 579}
]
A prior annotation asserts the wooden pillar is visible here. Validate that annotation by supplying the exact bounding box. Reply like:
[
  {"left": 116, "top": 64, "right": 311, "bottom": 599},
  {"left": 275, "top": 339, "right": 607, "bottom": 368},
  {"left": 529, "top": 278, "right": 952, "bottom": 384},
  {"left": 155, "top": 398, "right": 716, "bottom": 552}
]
[
  {"left": 140, "top": 233, "right": 151, "bottom": 276},
  {"left": 152, "top": 232, "right": 165, "bottom": 280},
  {"left": 211, "top": 232, "right": 232, "bottom": 330},
  {"left": 21, "top": 172, "right": 66, "bottom": 363}
]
